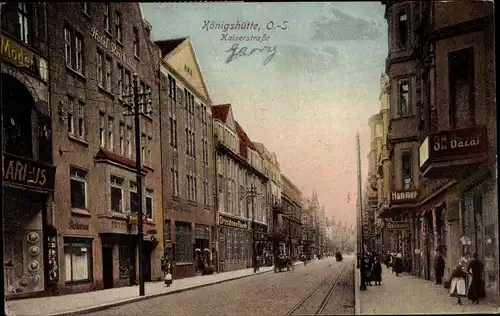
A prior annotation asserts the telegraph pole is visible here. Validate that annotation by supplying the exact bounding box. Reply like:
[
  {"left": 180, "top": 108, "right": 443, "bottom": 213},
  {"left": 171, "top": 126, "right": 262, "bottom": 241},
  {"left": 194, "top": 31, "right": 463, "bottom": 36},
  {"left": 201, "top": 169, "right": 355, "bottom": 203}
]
[
  {"left": 356, "top": 132, "right": 366, "bottom": 291},
  {"left": 249, "top": 184, "right": 257, "bottom": 273},
  {"left": 126, "top": 73, "right": 152, "bottom": 297}
]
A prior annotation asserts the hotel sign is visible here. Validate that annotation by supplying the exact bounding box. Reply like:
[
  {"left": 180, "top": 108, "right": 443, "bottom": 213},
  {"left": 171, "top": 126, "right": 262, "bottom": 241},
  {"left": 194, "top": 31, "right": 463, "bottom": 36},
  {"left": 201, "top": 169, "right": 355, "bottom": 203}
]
[
  {"left": 2, "top": 153, "right": 56, "bottom": 191},
  {"left": 90, "top": 27, "right": 136, "bottom": 70},
  {"left": 386, "top": 221, "right": 410, "bottom": 231},
  {"left": 390, "top": 190, "right": 419, "bottom": 204},
  {"left": 219, "top": 215, "right": 248, "bottom": 229},
  {"left": 420, "top": 126, "right": 487, "bottom": 167}
]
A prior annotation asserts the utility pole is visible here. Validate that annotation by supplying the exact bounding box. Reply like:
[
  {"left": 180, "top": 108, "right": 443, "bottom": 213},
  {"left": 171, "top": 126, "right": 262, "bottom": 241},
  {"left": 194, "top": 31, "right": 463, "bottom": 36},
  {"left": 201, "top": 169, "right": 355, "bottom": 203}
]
[
  {"left": 356, "top": 132, "right": 366, "bottom": 291},
  {"left": 125, "top": 73, "right": 152, "bottom": 297},
  {"left": 249, "top": 184, "right": 257, "bottom": 273}
]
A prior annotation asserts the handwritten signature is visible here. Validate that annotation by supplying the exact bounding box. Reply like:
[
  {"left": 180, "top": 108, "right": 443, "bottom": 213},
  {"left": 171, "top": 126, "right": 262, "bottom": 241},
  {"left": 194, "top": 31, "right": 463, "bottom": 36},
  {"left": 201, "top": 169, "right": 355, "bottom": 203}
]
[{"left": 225, "top": 44, "right": 277, "bottom": 66}]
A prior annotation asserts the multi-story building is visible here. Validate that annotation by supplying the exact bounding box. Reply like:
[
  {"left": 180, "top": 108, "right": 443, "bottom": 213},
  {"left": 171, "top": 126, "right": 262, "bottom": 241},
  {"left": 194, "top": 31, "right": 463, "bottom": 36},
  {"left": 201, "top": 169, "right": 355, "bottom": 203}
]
[
  {"left": 156, "top": 37, "right": 216, "bottom": 279},
  {"left": 212, "top": 104, "right": 268, "bottom": 272},
  {"left": 253, "top": 142, "right": 282, "bottom": 254},
  {"left": 279, "top": 174, "right": 303, "bottom": 258},
  {"left": 46, "top": 2, "right": 163, "bottom": 294},
  {"left": 383, "top": 0, "right": 497, "bottom": 294},
  {"left": 301, "top": 197, "right": 316, "bottom": 256},
  {"left": 2, "top": 2, "right": 53, "bottom": 299},
  {"left": 381, "top": 0, "right": 422, "bottom": 272},
  {"left": 367, "top": 112, "right": 382, "bottom": 252}
]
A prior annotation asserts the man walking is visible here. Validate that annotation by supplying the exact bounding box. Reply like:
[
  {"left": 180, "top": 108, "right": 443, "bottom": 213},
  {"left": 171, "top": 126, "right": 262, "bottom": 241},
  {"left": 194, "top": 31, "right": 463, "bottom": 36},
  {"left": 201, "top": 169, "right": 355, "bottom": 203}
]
[
  {"left": 467, "top": 253, "right": 486, "bottom": 304},
  {"left": 434, "top": 248, "right": 445, "bottom": 285}
]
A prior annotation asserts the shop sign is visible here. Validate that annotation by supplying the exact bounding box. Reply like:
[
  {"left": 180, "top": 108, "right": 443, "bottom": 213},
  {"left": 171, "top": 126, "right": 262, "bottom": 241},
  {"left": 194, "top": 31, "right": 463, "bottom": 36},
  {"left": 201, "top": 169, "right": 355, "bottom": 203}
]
[
  {"left": 390, "top": 190, "right": 419, "bottom": 204},
  {"left": 90, "top": 27, "right": 136, "bottom": 70},
  {"left": 386, "top": 221, "right": 410, "bottom": 231},
  {"left": 219, "top": 215, "right": 248, "bottom": 229},
  {"left": 420, "top": 126, "right": 487, "bottom": 166},
  {"left": 98, "top": 217, "right": 128, "bottom": 234},
  {"left": 2, "top": 153, "right": 56, "bottom": 191},
  {"left": 69, "top": 220, "right": 89, "bottom": 230},
  {"left": 1, "top": 34, "right": 48, "bottom": 81}
]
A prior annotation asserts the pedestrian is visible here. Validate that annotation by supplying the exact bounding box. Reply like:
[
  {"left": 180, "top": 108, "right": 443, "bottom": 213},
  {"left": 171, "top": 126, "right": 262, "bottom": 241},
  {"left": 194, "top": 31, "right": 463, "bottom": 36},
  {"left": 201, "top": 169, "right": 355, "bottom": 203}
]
[
  {"left": 449, "top": 261, "right": 467, "bottom": 304},
  {"left": 393, "top": 253, "right": 403, "bottom": 276},
  {"left": 434, "top": 248, "right": 445, "bottom": 285},
  {"left": 467, "top": 253, "right": 486, "bottom": 304},
  {"left": 372, "top": 256, "right": 382, "bottom": 285},
  {"left": 362, "top": 255, "right": 373, "bottom": 286},
  {"left": 163, "top": 258, "right": 173, "bottom": 287},
  {"left": 384, "top": 252, "right": 391, "bottom": 269}
]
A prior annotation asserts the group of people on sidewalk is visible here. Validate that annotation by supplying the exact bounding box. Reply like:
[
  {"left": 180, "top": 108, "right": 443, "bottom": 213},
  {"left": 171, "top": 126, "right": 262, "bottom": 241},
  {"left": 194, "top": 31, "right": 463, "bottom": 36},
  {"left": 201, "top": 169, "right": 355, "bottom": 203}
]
[
  {"left": 360, "top": 252, "right": 384, "bottom": 287},
  {"left": 439, "top": 250, "right": 487, "bottom": 305}
]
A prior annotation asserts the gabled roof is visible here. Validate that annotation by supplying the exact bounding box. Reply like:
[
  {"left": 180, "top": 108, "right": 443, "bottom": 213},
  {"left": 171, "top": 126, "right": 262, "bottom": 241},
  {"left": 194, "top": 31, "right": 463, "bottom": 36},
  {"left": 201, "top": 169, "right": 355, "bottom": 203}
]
[
  {"left": 155, "top": 38, "right": 187, "bottom": 57},
  {"left": 212, "top": 104, "right": 231, "bottom": 123},
  {"left": 236, "top": 122, "right": 256, "bottom": 151}
]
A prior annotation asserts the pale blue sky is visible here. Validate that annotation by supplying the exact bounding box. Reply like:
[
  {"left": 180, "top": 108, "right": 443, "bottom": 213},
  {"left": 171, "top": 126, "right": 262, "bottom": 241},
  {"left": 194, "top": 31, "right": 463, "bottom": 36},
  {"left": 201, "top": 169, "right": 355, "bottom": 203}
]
[{"left": 141, "top": 2, "right": 388, "bottom": 227}]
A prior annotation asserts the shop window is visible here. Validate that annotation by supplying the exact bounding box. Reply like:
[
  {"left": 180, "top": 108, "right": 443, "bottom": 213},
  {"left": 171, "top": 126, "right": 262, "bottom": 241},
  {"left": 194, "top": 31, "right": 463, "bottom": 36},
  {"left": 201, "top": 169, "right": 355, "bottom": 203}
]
[
  {"left": 119, "top": 244, "right": 134, "bottom": 279},
  {"left": 175, "top": 222, "right": 193, "bottom": 263},
  {"left": 402, "top": 152, "right": 412, "bottom": 190},
  {"left": 64, "top": 237, "right": 93, "bottom": 283},
  {"left": 145, "top": 189, "right": 154, "bottom": 219},
  {"left": 448, "top": 47, "right": 475, "bottom": 129},
  {"left": 110, "top": 176, "right": 123, "bottom": 213},
  {"left": 70, "top": 167, "right": 87, "bottom": 210}
]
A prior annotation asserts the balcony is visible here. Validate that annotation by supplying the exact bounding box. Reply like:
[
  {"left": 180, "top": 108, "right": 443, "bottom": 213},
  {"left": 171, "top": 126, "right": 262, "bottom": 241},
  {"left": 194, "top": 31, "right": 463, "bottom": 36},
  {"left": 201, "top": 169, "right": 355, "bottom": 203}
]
[{"left": 419, "top": 126, "right": 488, "bottom": 179}]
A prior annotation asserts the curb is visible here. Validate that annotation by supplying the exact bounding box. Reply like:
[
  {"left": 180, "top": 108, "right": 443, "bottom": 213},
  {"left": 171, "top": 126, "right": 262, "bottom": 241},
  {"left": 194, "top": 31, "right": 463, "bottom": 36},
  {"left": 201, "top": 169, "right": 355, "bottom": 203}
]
[
  {"left": 354, "top": 259, "right": 361, "bottom": 316},
  {"left": 48, "top": 262, "right": 304, "bottom": 316}
]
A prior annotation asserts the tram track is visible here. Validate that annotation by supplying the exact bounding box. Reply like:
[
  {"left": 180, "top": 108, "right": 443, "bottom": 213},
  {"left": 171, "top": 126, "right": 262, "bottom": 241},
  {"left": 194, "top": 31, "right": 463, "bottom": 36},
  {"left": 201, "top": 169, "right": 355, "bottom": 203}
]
[{"left": 285, "top": 263, "right": 348, "bottom": 316}]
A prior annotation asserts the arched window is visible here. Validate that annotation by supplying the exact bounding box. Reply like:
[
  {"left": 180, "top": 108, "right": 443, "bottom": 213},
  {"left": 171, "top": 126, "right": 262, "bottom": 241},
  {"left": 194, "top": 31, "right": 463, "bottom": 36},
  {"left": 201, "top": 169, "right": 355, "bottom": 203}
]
[{"left": 1, "top": 74, "right": 34, "bottom": 159}]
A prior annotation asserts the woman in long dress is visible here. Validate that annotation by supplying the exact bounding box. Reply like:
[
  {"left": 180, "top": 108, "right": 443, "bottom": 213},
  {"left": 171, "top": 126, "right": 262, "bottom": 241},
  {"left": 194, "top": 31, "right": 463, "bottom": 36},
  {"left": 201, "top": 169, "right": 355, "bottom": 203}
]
[
  {"left": 449, "top": 262, "right": 467, "bottom": 304},
  {"left": 467, "top": 253, "right": 486, "bottom": 304}
]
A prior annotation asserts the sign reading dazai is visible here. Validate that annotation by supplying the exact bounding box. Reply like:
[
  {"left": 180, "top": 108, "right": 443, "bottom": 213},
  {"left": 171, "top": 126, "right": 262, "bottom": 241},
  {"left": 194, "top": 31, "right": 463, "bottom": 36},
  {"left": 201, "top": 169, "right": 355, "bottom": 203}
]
[
  {"left": 90, "top": 27, "right": 136, "bottom": 70},
  {"left": 390, "top": 190, "right": 419, "bottom": 204},
  {"left": 2, "top": 153, "right": 56, "bottom": 191},
  {"left": 219, "top": 215, "right": 248, "bottom": 229}
]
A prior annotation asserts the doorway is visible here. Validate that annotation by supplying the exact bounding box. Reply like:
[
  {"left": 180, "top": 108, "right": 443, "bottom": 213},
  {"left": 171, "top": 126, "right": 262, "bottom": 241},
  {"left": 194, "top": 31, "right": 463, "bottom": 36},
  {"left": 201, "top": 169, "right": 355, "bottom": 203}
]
[
  {"left": 102, "top": 246, "right": 114, "bottom": 289},
  {"left": 143, "top": 243, "right": 152, "bottom": 282}
]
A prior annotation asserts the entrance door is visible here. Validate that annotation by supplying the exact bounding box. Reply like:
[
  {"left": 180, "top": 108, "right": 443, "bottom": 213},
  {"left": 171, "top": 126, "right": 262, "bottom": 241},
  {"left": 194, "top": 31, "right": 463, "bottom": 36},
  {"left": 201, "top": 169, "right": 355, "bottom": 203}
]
[
  {"left": 143, "top": 244, "right": 152, "bottom": 282},
  {"left": 102, "top": 246, "right": 114, "bottom": 289}
]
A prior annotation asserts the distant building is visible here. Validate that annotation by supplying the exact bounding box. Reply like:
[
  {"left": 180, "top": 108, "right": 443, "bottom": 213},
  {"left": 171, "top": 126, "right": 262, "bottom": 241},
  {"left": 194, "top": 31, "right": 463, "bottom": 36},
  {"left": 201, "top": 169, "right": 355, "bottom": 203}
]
[{"left": 279, "top": 174, "right": 303, "bottom": 257}]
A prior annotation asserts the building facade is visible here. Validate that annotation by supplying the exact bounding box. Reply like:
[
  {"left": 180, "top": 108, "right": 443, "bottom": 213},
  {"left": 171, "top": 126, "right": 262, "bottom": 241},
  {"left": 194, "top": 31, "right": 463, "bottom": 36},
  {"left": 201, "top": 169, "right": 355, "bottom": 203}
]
[
  {"left": 2, "top": 2, "right": 54, "bottom": 299},
  {"left": 279, "top": 174, "right": 303, "bottom": 258},
  {"left": 383, "top": 0, "right": 497, "bottom": 294},
  {"left": 212, "top": 104, "right": 268, "bottom": 272},
  {"left": 44, "top": 2, "right": 164, "bottom": 294},
  {"left": 301, "top": 198, "right": 316, "bottom": 256},
  {"left": 253, "top": 142, "right": 282, "bottom": 255},
  {"left": 156, "top": 38, "right": 216, "bottom": 279},
  {"left": 367, "top": 112, "right": 382, "bottom": 252}
]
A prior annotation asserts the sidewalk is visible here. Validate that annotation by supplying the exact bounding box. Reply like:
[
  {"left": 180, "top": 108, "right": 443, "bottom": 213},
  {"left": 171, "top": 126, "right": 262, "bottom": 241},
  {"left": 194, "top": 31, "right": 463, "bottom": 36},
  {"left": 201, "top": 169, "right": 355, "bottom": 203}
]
[
  {"left": 6, "top": 261, "right": 309, "bottom": 316},
  {"left": 355, "top": 266, "right": 500, "bottom": 315}
]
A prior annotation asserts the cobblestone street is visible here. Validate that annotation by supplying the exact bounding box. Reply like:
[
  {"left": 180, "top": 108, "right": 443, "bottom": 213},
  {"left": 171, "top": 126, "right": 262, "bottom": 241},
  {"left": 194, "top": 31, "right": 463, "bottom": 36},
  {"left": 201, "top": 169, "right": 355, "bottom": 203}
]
[{"left": 357, "top": 266, "right": 500, "bottom": 315}]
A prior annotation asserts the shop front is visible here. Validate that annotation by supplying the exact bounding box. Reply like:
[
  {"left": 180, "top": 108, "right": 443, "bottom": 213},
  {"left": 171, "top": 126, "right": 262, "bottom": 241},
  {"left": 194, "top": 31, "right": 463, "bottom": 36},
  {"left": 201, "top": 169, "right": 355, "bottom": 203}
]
[
  {"left": 218, "top": 214, "right": 250, "bottom": 272},
  {"left": 194, "top": 224, "right": 211, "bottom": 273},
  {"left": 253, "top": 222, "right": 268, "bottom": 258}
]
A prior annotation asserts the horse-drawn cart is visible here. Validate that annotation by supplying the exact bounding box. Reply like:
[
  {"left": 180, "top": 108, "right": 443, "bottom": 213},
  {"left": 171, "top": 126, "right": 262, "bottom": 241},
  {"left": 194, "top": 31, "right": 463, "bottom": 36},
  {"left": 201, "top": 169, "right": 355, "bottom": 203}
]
[{"left": 274, "top": 255, "right": 294, "bottom": 272}]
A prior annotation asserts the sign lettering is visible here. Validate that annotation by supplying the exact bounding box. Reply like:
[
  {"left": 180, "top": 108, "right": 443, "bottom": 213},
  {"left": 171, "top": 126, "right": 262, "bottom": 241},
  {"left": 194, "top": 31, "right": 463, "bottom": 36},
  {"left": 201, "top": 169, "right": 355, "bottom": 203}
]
[
  {"left": 390, "top": 190, "right": 419, "bottom": 203},
  {"left": 429, "top": 126, "right": 487, "bottom": 157},
  {"left": 2, "top": 153, "right": 56, "bottom": 191},
  {"left": 219, "top": 215, "right": 248, "bottom": 229},
  {"left": 90, "top": 27, "right": 136, "bottom": 70},
  {"left": 1, "top": 35, "right": 35, "bottom": 69},
  {"left": 387, "top": 221, "right": 410, "bottom": 231},
  {"left": 69, "top": 220, "right": 89, "bottom": 230}
]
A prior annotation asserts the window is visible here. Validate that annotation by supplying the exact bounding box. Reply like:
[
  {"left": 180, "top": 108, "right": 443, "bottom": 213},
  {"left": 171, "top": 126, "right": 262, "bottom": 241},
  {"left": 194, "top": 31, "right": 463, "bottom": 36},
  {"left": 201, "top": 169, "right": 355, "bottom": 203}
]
[
  {"left": 76, "top": 101, "right": 85, "bottom": 138},
  {"left": 147, "top": 136, "right": 152, "bottom": 165},
  {"left": 70, "top": 167, "right": 87, "bottom": 209},
  {"left": 119, "top": 122, "right": 125, "bottom": 155},
  {"left": 130, "top": 181, "right": 140, "bottom": 213},
  {"left": 193, "top": 175, "right": 197, "bottom": 202},
  {"left": 105, "top": 57, "right": 112, "bottom": 91},
  {"left": 203, "top": 179, "right": 210, "bottom": 205},
  {"left": 402, "top": 152, "right": 412, "bottom": 190},
  {"left": 398, "top": 10, "right": 408, "bottom": 48},
  {"left": 175, "top": 222, "right": 193, "bottom": 263},
  {"left": 170, "top": 117, "right": 177, "bottom": 148},
  {"left": 104, "top": 3, "right": 110, "bottom": 33},
  {"left": 75, "top": 35, "right": 83, "bottom": 72},
  {"left": 117, "top": 65, "right": 123, "bottom": 98},
  {"left": 110, "top": 176, "right": 123, "bottom": 213},
  {"left": 398, "top": 79, "right": 410, "bottom": 117},
  {"left": 171, "top": 162, "right": 179, "bottom": 197},
  {"left": 17, "top": 3, "right": 31, "bottom": 44},
  {"left": 124, "top": 70, "right": 131, "bottom": 97},
  {"left": 115, "top": 11, "right": 122, "bottom": 42},
  {"left": 133, "top": 27, "right": 140, "bottom": 57},
  {"left": 67, "top": 96, "right": 75, "bottom": 134},
  {"left": 145, "top": 189, "right": 154, "bottom": 219},
  {"left": 141, "top": 133, "right": 146, "bottom": 162},
  {"left": 99, "top": 112, "right": 105, "bottom": 147},
  {"left": 64, "top": 238, "right": 92, "bottom": 283},
  {"left": 64, "top": 27, "right": 85, "bottom": 73},
  {"left": 448, "top": 48, "right": 475, "bottom": 129},
  {"left": 164, "top": 219, "right": 172, "bottom": 242},
  {"left": 97, "top": 51, "right": 104, "bottom": 87},
  {"left": 64, "top": 28, "right": 73, "bottom": 68},
  {"left": 107, "top": 116, "right": 114, "bottom": 150},
  {"left": 126, "top": 125, "right": 133, "bottom": 157}
]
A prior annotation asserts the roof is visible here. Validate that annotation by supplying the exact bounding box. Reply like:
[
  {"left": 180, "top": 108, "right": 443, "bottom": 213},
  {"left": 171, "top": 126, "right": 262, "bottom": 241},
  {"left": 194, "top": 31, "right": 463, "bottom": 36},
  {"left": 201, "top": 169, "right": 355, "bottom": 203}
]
[
  {"left": 95, "top": 148, "right": 148, "bottom": 173},
  {"left": 235, "top": 122, "right": 256, "bottom": 151},
  {"left": 212, "top": 104, "right": 231, "bottom": 123},
  {"left": 155, "top": 38, "right": 187, "bottom": 57}
]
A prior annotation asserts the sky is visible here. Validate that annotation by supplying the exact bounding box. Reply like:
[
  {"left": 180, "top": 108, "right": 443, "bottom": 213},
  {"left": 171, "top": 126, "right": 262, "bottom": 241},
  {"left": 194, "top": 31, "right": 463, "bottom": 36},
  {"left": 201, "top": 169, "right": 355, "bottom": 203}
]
[{"left": 141, "top": 2, "right": 388, "bottom": 228}]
